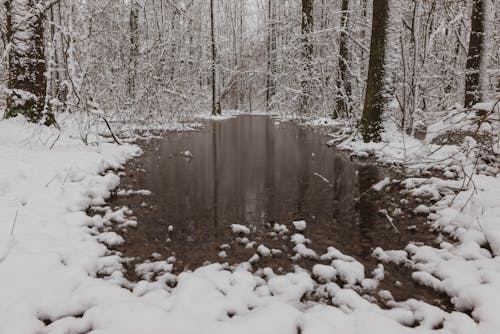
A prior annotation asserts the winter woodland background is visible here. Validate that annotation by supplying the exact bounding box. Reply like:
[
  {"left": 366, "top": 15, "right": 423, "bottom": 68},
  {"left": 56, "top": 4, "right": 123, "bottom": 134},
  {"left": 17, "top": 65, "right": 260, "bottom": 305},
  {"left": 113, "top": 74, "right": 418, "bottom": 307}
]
[{"left": 0, "top": 0, "right": 499, "bottom": 132}]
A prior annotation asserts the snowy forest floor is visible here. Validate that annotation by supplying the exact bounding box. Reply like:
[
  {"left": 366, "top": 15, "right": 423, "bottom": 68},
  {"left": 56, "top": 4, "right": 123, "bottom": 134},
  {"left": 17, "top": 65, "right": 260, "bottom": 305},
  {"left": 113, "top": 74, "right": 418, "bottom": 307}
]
[{"left": 1, "top": 104, "right": 500, "bottom": 334}]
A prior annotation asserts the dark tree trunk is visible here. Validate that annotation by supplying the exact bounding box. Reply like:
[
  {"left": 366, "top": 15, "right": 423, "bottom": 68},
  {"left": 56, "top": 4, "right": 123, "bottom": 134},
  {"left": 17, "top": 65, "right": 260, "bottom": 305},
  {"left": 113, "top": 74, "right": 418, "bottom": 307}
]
[
  {"left": 266, "top": 0, "right": 277, "bottom": 110},
  {"left": 5, "top": 0, "right": 55, "bottom": 126},
  {"left": 210, "top": 0, "right": 221, "bottom": 115},
  {"left": 300, "top": 0, "right": 314, "bottom": 113},
  {"left": 335, "top": 0, "right": 352, "bottom": 118},
  {"left": 128, "top": 1, "right": 140, "bottom": 100},
  {"left": 464, "top": 0, "right": 486, "bottom": 108},
  {"left": 361, "top": 0, "right": 390, "bottom": 142}
]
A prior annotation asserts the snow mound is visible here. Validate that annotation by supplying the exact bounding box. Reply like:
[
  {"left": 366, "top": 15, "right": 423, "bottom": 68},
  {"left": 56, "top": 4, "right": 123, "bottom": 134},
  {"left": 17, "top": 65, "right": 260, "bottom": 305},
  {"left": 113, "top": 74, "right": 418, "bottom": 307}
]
[
  {"left": 230, "top": 224, "right": 251, "bottom": 235},
  {"left": 292, "top": 220, "right": 307, "bottom": 231}
]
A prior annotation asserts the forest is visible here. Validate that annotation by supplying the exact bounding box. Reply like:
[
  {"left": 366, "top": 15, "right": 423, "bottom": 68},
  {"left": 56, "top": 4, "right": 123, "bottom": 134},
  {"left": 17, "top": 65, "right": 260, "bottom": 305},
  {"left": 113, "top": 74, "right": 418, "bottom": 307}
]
[
  {"left": 0, "top": 1, "right": 500, "bottom": 334},
  {"left": 1, "top": 0, "right": 498, "bottom": 135}
]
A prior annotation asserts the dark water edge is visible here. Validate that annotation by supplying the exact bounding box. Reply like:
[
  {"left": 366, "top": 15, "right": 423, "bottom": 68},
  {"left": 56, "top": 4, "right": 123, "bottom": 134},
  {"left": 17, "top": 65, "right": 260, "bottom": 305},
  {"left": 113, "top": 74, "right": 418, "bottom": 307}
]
[{"left": 98, "top": 115, "right": 452, "bottom": 310}]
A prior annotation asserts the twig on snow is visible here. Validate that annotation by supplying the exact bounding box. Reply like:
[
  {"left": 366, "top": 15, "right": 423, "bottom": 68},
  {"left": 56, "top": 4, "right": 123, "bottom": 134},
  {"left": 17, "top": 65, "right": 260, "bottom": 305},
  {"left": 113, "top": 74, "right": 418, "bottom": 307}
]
[
  {"left": 61, "top": 165, "right": 73, "bottom": 190},
  {"left": 10, "top": 209, "right": 19, "bottom": 236}
]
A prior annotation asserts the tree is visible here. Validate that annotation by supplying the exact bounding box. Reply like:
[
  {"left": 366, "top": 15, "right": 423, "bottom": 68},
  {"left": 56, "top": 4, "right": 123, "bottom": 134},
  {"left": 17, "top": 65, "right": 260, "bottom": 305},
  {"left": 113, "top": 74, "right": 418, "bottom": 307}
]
[
  {"left": 360, "top": 0, "right": 390, "bottom": 142},
  {"left": 266, "top": 0, "right": 277, "bottom": 110},
  {"left": 4, "top": 0, "right": 55, "bottom": 125},
  {"left": 335, "top": 0, "right": 352, "bottom": 118},
  {"left": 300, "top": 0, "right": 313, "bottom": 112},
  {"left": 210, "top": 0, "right": 221, "bottom": 115},
  {"left": 464, "top": 0, "right": 487, "bottom": 108},
  {"left": 128, "top": 0, "right": 140, "bottom": 101}
]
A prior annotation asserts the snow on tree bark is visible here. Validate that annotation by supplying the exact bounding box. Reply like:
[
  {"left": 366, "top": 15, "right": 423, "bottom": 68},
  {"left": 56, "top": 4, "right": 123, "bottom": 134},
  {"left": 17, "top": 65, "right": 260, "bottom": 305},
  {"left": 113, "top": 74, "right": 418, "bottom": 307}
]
[
  {"left": 361, "top": 0, "right": 390, "bottom": 143},
  {"left": 335, "top": 0, "right": 352, "bottom": 119},
  {"left": 4, "top": 0, "right": 55, "bottom": 126},
  {"left": 300, "top": 0, "right": 313, "bottom": 113},
  {"left": 266, "top": 0, "right": 277, "bottom": 111}
]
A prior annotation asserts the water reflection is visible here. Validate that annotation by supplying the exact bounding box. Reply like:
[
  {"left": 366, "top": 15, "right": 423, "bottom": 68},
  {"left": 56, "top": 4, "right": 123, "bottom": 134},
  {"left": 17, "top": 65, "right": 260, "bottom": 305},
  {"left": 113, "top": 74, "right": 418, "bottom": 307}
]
[
  {"left": 112, "top": 115, "right": 450, "bottom": 308},
  {"left": 131, "top": 116, "right": 399, "bottom": 261},
  {"left": 357, "top": 164, "right": 378, "bottom": 260}
]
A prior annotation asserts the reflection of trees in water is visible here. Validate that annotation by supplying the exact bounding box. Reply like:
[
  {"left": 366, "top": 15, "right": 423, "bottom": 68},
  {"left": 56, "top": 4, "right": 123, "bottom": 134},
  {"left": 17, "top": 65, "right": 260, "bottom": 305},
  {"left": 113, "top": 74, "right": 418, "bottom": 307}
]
[
  {"left": 331, "top": 153, "right": 355, "bottom": 235},
  {"left": 265, "top": 117, "right": 275, "bottom": 222},
  {"left": 212, "top": 121, "right": 219, "bottom": 238},
  {"left": 296, "top": 127, "right": 310, "bottom": 218},
  {"left": 151, "top": 116, "right": 375, "bottom": 257},
  {"left": 356, "top": 163, "right": 379, "bottom": 259}
]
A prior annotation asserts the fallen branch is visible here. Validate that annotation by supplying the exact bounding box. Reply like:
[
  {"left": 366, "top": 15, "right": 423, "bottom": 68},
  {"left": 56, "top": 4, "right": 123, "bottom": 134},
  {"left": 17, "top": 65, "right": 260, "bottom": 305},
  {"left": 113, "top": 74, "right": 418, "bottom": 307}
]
[
  {"left": 10, "top": 209, "right": 18, "bottom": 236},
  {"left": 101, "top": 116, "right": 121, "bottom": 145}
]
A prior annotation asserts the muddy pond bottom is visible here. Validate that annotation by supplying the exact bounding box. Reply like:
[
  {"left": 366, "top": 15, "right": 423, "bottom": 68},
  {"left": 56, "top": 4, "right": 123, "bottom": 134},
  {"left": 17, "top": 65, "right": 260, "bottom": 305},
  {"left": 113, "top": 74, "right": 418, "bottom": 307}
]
[{"left": 105, "top": 115, "right": 451, "bottom": 310}]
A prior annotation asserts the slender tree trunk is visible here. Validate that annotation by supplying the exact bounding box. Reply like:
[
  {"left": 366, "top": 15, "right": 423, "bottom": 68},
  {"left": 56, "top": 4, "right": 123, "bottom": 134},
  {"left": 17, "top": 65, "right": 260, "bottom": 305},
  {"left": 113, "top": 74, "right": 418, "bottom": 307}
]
[
  {"left": 169, "top": 7, "right": 177, "bottom": 83},
  {"left": 266, "top": 0, "right": 277, "bottom": 110},
  {"left": 5, "top": 0, "right": 55, "bottom": 125},
  {"left": 335, "top": 0, "right": 352, "bottom": 118},
  {"left": 232, "top": 0, "right": 238, "bottom": 109},
  {"left": 464, "top": 0, "right": 486, "bottom": 108},
  {"left": 49, "top": 6, "right": 60, "bottom": 101},
  {"left": 239, "top": 2, "right": 245, "bottom": 107},
  {"left": 210, "top": 0, "right": 221, "bottom": 115},
  {"left": 128, "top": 1, "right": 140, "bottom": 101},
  {"left": 408, "top": 0, "right": 419, "bottom": 133},
  {"left": 56, "top": 1, "right": 68, "bottom": 106},
  {"left": 300, "top": 0, "right": 314, "bottom": 113},
  {"left": 360, "top": 0, "right": 390, "bottom": 142}
]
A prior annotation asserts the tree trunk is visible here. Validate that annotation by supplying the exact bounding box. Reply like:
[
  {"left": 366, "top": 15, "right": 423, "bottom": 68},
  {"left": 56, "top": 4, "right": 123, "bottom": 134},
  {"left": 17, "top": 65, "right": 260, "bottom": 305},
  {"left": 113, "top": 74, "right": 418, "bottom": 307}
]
[
  {"left": 128, "top": 1, "right": 140, "bottom": 101},
  {"left": 464, "top": 0, "right": 486, "bottom": 108},
  {"left": 5, "top": 0, "right": 55, "bottom": 126},
  {"left": 361, "top": 0, "right": 390, "bottom": 142},
  {"left": 210, "top": 0, "right": 221, "bottom": 115},
  {"left": 300, "top": 0, "right": 313, "bottom": 113},
  {"left": 335, "top": 0, "right": 352, "bottom": 118},
  {"left": 266, "top": 0, "right": 277, "bottom": 110}
]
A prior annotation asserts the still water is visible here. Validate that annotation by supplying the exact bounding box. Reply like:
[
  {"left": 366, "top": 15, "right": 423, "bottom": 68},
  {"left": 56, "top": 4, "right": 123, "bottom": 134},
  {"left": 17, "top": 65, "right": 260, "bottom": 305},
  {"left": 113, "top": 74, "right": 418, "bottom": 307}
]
[{"left": 109, "top": 115, "right": 450, "bottom": 308}]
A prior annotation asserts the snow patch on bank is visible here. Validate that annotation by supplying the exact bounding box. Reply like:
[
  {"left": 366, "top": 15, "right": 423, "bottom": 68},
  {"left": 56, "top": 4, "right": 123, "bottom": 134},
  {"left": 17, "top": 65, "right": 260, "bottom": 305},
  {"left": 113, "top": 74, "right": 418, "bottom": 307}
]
[{"left": 330, "top": 107, "right": 500, "bottom": 333}]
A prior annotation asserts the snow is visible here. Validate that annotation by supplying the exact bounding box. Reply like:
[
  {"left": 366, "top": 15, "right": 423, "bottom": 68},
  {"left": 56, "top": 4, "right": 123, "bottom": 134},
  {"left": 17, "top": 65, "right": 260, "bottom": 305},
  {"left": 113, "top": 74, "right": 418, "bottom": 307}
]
[
  {"left": 292, "top": 220, "right": 307, "bottom": 231},
  {"left": 182, "top": 150, "right": 193, "bottom": 158},
  {"left": 306, "top": 117, "right": 346, "bottom": 127},
  {"left": 273, "top": 223, "right": 289, "bottom": 234},
  {"left": 96, "top": 232, "right": 125, "bottom": 247},
  {"left": 0, "top": 116, "right": 141, "bottom": 333},
  {"left": 248, "top": 254, "right": 260, "bottom": 263},
  {"left": 135, "top": 261, "right": 173, "bottom": 280},
  {"left": 473, "top": 101, "right": 500, "bottom": 113},
  {"left": 413, "top": 204, "right": 430, "bottom": 215},
  {"left": 293, "top": 244, "right": 318, "bottom": 259},
  {"left": 116, "top": 189, "right": 152, "bottom": 196},
  {"left": 1, "top": 111, "right": 500, "bottom": 333},
  {"left": 290, "top": 233, "right": 317, "bottom": 259},
  {"left": 230, "top": 224, "right": 251, "bottom": 235},
  {"left": 333, "top": 107, "right": 500, "bottom": 332},
  {"left": 372, "top": 177, "right": 391, "bottom": 191},
  {"left": 290, "top": 233, "right": 308, "bottom": 245},
  {"left": 257, "top": 244, "right": 271, "bottom": 257},
  {"left": 331, "top": 260, "right": 365, "bottom": 286},
  {"left": 320, "top": 246, "right": 356, "bottom": 262},
  {"left": 312, "top": 264, "right": 337, "bottom": 282}
]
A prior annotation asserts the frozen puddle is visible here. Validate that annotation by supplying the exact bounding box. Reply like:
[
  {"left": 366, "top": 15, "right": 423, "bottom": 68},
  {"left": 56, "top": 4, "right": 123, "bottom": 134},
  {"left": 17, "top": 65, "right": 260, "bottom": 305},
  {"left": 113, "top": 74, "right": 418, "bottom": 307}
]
[{"left": 101, "top": 115, "right": 451, "bottom": 310}]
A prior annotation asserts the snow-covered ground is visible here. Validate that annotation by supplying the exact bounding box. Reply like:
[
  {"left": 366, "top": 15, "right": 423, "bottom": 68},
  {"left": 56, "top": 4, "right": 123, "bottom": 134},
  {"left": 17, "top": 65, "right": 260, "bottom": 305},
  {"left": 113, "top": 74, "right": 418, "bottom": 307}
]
[
  {"left": 332, "top": 104, "right": 500, "bottom": 333},
  {"left": 1, "top": 106, "right": 499, "bottom": 333}
]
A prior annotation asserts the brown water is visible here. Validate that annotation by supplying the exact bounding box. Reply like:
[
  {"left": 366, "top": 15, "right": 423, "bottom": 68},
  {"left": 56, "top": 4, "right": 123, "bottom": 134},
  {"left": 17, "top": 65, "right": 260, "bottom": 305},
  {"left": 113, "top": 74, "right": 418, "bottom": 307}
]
[{"left": 106, "top": 115, "right": 451, "bottom": 309}]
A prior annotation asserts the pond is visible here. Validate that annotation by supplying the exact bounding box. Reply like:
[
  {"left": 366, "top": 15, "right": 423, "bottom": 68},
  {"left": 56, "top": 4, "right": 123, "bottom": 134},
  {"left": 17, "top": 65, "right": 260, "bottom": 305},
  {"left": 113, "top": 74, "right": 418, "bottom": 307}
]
[{"left": 106, "top": 115, "right": 451, "bottom": 309}]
